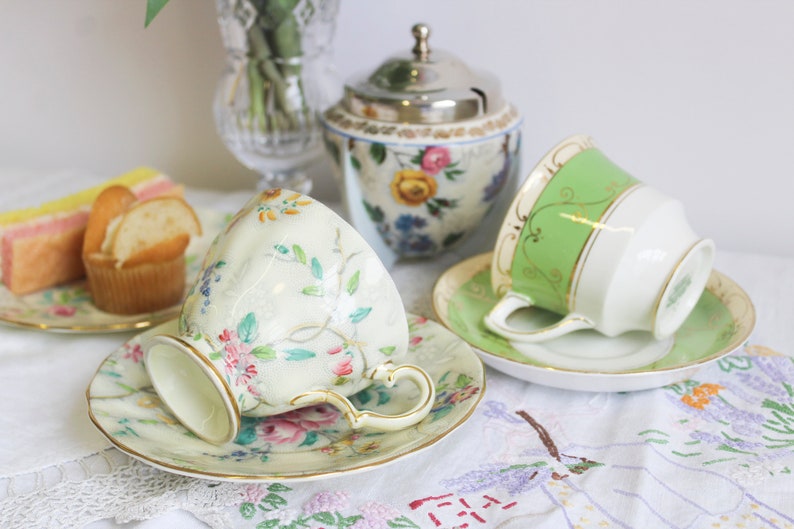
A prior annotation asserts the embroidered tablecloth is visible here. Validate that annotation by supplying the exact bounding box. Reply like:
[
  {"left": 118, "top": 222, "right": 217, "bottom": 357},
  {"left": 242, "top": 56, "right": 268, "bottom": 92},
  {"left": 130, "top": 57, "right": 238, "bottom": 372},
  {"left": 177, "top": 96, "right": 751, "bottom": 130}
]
[{"left": 1, "top": 176, "right": 792, "bottom": 529}]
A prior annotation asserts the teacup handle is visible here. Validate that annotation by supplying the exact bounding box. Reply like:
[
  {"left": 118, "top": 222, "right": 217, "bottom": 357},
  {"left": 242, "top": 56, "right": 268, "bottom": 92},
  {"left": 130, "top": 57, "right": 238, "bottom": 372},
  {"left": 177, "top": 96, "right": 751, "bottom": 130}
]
[
  {"left": 289, "top": 363, "right": 436, "bottom": 431},
  {"left": 484, "top": 291, "right": 594, "bottom": 343}
]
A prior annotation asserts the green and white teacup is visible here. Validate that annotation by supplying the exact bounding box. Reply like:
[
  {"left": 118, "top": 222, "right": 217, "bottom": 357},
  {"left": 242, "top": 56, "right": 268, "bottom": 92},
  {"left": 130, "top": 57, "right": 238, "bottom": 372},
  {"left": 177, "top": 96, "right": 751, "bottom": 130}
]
[{"left": 485, "top": 134, "right": 715, "bottom": 343}]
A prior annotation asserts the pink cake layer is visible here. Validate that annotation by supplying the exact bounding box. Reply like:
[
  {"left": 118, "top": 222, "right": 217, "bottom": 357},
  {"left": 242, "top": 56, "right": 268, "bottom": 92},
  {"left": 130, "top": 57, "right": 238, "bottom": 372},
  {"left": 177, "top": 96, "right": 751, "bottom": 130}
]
[{"left": 1, "top": 175, "right": 179, "bottom": 294}]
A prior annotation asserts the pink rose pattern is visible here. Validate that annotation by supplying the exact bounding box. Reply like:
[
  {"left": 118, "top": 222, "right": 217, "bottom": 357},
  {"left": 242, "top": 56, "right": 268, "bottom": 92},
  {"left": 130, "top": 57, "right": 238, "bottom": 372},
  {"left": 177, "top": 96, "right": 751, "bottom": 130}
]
[
  {"left": 256, "top": 404, "right": 341, "bottom": 445},
  {"left": 420, "top": 146, "right": 452, "bottom": 175}
]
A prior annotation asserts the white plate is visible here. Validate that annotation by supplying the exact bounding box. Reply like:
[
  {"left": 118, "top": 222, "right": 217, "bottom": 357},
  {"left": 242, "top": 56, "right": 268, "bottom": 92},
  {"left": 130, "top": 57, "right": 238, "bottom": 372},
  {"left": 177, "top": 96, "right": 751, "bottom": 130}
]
[
  {"left": 432, "top": 252, "right": 756, "bottom": 392},
  {"left": 87, "top": 314, "right": 485, "bottom": 481},
  {"left": 0, "top": 208, "right": 227, "bottom": 333}
]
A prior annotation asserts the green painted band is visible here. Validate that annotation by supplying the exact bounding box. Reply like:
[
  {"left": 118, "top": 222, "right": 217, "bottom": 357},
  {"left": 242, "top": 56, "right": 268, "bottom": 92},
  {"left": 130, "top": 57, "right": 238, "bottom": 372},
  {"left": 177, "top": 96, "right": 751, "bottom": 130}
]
[{"left": 511, "top": 148, "right": 640, "bottom": 314}]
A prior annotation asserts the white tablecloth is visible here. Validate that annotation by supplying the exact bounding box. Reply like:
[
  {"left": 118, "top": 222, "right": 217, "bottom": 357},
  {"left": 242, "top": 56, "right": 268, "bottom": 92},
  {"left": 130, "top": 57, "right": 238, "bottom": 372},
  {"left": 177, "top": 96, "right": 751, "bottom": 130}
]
[{"left": 1, "top": 176, "right": 792, "bottom": 528}]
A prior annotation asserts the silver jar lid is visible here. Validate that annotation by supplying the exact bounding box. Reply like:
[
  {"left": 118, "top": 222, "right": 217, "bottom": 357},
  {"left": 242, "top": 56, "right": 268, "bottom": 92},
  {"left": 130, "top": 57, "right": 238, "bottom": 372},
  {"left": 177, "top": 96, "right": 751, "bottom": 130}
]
[{"left": 342, "top": 23, "right": 504, "bottom": 124}]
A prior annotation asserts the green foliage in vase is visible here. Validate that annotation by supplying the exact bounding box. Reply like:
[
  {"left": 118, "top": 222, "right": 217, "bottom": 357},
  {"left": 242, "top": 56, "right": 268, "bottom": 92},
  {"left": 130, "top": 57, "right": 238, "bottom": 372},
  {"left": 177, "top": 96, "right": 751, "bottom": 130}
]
[{"left": 144, "top": 0, "right": 317, "bottom": 135}]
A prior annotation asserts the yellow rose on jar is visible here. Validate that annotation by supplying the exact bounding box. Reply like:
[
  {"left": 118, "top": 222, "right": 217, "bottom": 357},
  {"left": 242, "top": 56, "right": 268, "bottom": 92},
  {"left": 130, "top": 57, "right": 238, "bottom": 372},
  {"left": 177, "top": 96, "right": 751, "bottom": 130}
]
[{"left": 390, "top": 170, "right": 438, "bottom": 206}]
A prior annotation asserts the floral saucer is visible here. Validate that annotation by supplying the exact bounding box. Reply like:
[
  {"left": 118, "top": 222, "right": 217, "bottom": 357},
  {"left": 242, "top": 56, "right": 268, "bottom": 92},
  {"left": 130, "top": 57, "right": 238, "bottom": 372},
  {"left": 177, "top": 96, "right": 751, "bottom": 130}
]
[
  {"left": 432, "top": 253, "right": 756, "bottom": 392},
  {"left": 0, "top": 209, "right": 228, "bottom": 333},
  {"left": 87, "top": 313, "right": 484, "bottom": 481}
]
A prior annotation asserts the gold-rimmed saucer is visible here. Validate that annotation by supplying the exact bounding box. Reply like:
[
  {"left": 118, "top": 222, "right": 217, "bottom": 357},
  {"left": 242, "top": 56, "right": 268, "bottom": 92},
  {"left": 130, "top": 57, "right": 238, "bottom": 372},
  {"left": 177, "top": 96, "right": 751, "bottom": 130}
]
[
  {"left": 86, "top": 314, "right": 484, "bottom": 482},
  {"left": 432, "top": 252, "right": 755, "bottom": 392},
  {"left": 0, "top": 209, "right": 228, "bottom": 333}
]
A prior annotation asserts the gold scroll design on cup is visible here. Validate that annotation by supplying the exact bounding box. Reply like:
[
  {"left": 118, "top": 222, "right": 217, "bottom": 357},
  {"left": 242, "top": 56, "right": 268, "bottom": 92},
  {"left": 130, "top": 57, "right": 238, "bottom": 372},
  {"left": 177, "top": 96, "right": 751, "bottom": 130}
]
[
  {"left": 491, "top": 134, "right": 596, "bottom": 297},
  {"left": 516, "top": 174, "right": 638, "bottom": 315}
]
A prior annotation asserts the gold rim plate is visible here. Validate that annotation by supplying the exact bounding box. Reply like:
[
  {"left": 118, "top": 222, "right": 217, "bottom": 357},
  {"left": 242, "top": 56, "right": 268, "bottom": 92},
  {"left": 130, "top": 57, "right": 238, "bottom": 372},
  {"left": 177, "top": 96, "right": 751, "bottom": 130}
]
[
  {"left": 432, "top": 252, "right": 756, "bottom": 392},
  {"left": 86, "top": 314, "right": 485, "bottom": 481},
  {"left": 0, "top": 208, "right": 228, "bottom": 333}
]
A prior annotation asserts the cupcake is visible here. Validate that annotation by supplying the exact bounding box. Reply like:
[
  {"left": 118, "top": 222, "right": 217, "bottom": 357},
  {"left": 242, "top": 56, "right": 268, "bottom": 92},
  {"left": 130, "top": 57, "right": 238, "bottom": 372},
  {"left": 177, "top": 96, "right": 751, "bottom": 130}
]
[
  {"left": 0, "top": 167, "right": 183, "bottom": 295},
  {"left": 82, "top": 185, "right": 202, "bottom": 314}
]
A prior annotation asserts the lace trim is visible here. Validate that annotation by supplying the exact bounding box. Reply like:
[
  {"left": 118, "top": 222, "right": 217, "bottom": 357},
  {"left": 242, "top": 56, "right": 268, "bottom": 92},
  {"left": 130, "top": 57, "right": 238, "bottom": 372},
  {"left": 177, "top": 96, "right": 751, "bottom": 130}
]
[{"left": 0, "top": 449, "right": 244, "bottom": 529}]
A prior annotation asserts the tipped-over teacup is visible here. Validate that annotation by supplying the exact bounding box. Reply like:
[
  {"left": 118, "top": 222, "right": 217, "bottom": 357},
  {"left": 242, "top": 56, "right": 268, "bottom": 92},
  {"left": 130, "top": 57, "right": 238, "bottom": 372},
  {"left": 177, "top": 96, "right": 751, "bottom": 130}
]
[
  {"left": 485, "top": 134, "right": 715, "bottom": 344},
  {"left": 143, "top": 189, "right": 435, "bottom": 445}
]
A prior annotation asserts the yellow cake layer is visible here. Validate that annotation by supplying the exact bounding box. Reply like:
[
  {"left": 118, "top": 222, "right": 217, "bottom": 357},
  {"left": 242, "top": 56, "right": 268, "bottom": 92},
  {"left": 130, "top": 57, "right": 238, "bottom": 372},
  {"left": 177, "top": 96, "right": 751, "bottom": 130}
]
[{"left": 0, "top": 167, "right": 164, "bottom": 226}]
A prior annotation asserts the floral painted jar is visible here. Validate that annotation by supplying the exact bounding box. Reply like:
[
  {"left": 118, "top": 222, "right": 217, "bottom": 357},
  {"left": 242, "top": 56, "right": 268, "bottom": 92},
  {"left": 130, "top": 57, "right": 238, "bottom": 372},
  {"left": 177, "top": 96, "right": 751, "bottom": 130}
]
[{"left": 321, "top": 23, "right": 522, "bottom": 258}]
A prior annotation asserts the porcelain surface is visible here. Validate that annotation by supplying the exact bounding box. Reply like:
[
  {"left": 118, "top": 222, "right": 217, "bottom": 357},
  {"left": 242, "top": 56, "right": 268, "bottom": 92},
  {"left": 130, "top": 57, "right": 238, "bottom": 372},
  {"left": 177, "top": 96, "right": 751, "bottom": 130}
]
[
  {"left": 321, "top": 105, "right": 522, "bottom": 258},
  {"left": 87, "top": 314, "right": 485, "bottom": 481},
  {"left": 144, "top": 189, "right": 434, "bottom": 443},
  {"left": 0, "top": 209, "right": 228, "bottom": 333},
  {"left": 485, "top": 134, "right": 714, "bottom": 342},
  {"left": 433, "top": 253, "right": 756, "bottom": 392}
]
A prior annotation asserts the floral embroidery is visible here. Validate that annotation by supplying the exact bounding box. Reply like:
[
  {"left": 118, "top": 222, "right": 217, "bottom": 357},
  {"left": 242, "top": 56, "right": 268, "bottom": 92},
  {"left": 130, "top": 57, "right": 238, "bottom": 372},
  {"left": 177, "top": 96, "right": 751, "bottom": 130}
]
[
  {"left": 428, "top": 408, "right": 600, "bottom": 526},
  {"left": 681, "top": 383, "right": 725, "bottom": 410},
  {"left": 235, "top": 484, "right": 419, "bottom": 528},
  {"left": 257, "top": 188, "right": 313, "bottom": 222}
]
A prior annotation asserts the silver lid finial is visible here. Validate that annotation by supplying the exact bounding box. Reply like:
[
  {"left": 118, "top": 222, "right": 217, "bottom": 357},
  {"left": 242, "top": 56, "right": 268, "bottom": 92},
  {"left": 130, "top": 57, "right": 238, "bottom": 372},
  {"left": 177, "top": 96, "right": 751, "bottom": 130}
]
[{"left": 412, "top": 23, "right": 430, "bottom": 61}]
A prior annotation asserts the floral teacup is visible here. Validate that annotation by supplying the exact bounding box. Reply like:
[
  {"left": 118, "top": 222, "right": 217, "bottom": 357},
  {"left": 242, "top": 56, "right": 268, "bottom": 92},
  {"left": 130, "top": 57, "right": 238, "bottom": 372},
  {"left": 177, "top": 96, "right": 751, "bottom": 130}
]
[{"left": 143, "top": 189, "right": 435, "bottom": 445}]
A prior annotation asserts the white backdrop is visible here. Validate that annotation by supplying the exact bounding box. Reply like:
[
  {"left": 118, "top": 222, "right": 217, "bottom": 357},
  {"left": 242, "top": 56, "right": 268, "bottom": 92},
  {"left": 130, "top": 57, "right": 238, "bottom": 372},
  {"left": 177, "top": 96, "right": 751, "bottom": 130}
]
[{"left": 1, "top": 0, "right": 792, "bottom": 257}]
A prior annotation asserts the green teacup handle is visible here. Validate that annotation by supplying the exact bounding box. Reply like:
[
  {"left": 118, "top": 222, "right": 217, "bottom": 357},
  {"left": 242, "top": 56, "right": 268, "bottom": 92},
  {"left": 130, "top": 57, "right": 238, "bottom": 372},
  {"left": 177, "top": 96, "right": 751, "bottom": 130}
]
[
  {"left": 484, "top": 291, "right": 595, "bottom": 342},
  {"left": 290, "top": 362, "right": 436, "bottom": 431}
]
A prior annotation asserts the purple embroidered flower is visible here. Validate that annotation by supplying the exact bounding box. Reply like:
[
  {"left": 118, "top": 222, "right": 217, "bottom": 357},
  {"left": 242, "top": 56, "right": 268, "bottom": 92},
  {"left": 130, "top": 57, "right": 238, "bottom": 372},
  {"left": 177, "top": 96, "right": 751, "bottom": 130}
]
[
  {"left": 754, "top": 356, "right": 794, "bottom": 386},
  {"left": 303, "top": 490, "right": 351, "bottom": 515},
  {"left": 241, "top": 484, "right": 268, "bottom": 504},
  {"left": 442, "top": 462, "right": 552, "bottom": 496},
  {"left": 482, "top": 400, "right": 525, "bottom": 424},
  {"left": 352, "top": 501, "right": 403, "bottom": 529}
]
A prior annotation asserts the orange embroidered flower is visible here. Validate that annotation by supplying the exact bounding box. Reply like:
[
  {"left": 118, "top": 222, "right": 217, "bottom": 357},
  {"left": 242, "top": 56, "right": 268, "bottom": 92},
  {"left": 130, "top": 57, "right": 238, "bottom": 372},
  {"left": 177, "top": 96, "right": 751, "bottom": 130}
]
[
  {"left": 693, "top": 383, "right": 724, "bottom": 397},
  {"left": 681, "top": 383, "right": 725, "bottom": 409},
  {"left": 390, "top": 169, "right": 438, "bottom": 206}
]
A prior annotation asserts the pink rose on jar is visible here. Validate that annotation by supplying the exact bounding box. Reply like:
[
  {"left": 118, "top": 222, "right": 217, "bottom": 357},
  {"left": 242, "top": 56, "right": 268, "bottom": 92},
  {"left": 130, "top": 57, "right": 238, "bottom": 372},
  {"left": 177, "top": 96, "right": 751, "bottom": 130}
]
[{"left": 420, "top": 146, "right": 451, "bottom": 175}]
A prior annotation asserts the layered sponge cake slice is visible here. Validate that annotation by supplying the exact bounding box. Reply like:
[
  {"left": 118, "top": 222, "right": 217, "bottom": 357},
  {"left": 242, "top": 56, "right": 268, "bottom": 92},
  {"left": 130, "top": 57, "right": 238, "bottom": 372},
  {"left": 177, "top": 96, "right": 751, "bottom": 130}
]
[{"left": 0, "top": 167, "right": 182, "bottom": 295}]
